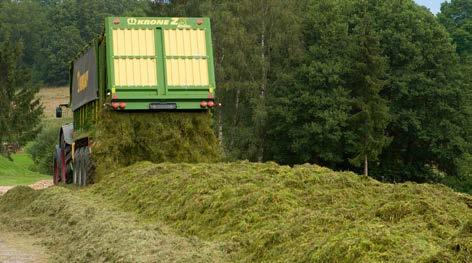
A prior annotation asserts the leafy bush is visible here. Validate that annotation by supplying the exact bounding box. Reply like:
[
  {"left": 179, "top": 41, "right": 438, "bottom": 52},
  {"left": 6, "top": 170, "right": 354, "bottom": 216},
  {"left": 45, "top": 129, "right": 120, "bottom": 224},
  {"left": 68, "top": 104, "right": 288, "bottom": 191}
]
[
  {"left": 25, "top": 123, "right": 61, "bottom": 175},
  {"left": 442, "top": 176, "right": 472, "bottom": 195},
  {"left": 441, "top": 154, "right": 472, "bottom": 194}
]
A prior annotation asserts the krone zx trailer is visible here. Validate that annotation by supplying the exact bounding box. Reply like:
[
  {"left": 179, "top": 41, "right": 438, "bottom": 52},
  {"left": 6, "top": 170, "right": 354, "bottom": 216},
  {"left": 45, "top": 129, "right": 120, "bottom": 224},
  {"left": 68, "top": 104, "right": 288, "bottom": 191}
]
[{"left": 54, "top": 17, "right": 217, "bottom": 186}]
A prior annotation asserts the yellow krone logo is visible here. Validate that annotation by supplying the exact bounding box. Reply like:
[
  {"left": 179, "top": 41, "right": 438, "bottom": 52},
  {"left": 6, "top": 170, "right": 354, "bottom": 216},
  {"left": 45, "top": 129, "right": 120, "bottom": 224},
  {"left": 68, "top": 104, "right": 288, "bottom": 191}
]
[
  {"left": 77, "top": 70, "right": 89, "bottom": 93},
  {"left": 127, "top": 17, "right": 180, "bottom": 26}
]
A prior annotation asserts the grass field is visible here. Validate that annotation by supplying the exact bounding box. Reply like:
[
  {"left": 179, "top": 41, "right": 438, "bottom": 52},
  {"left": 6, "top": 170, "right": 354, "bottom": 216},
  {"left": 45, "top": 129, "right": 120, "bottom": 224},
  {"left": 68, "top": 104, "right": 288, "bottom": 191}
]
[
  {"left": 0, "top": 153, "right": 50, "bottom": 186},
  {"left": 37, "top": 87, "right": 71, "bottom": 119}
]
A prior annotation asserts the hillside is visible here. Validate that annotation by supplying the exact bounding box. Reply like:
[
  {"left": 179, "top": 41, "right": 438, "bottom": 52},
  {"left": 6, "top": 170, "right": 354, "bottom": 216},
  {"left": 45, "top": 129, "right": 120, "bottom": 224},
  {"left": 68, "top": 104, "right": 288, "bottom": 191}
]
[
  {"left": 37, "top": 87, "right": 70, "bottom": 119},
  {"left": 0, "top": 154, "right": 49, "bottom": 186},
  {"left": 1, "top": 162, "right": 470, "bottom": 262}
]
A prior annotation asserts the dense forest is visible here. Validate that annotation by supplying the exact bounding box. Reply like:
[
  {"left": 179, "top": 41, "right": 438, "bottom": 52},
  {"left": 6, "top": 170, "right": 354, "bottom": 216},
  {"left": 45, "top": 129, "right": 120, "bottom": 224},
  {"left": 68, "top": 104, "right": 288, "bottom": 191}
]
[
  {"left": 0, "top": 0, "right": 471, "bottom": 190},
  {"left": 152, "top": 0, "right": 472, "bottom": 190},
  {"left": 0, "top": 0, "right": 147, "bottom": 85}
]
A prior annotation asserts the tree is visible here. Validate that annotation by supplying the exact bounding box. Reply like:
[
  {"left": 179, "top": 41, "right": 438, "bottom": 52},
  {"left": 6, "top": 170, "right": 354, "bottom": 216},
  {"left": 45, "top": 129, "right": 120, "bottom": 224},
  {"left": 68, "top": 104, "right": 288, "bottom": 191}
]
[
  {"left": 266, "top": 0, "right": 355, "bottom": 167},
  {"left": 371, "top": 0, "right": 470, "bottom": 182},
  {"left": 266, "top": 0, "right": 469, "bottom": 182},
  {"left": 438, "top": 0, "right": 472, "bottom": 183},
  {"left": 438, "top": 0, "right": 472, "bottom": 58},
  {"left": 348, "top": 0, "right": 391, "bottom": 177},
  {"left": 0, "top": 0, "right": 49, "bottom": 84},
  {"left": 0, "top": 36, "right": 43, "bottom": 158},
  {"left": 0, "top": 0, "right": 149, "bottom": 86}
]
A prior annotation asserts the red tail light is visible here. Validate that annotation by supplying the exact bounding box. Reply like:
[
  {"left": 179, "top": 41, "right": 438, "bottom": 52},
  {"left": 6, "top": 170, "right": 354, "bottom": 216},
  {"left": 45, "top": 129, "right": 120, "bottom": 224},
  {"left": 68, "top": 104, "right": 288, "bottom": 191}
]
[
  {"left": 207, "top": 101, "right": 215, "bottom": 108},
  {"left": 200, "top": 101, "right": 208, "bottom": 108},
  {"left": 119, "top": 102, "right": 126, "bottom": 109},
  {"left": 112, "top": 103, "right": 119, "bottom": 110},
  {"left": 196, "top": 19, "right": 204, "bottom": 25}
]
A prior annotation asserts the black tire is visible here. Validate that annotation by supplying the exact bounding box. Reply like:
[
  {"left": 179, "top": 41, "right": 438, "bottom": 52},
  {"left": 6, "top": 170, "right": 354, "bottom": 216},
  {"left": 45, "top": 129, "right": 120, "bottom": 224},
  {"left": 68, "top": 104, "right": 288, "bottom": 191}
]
[
  {"left": 66, "top": 161, "right": 74, "bottom": 184},
  {"left": 78, "top": 148, "right": 85, "bottom": 186},
  {"left": 82, "top": 147, "right": 94, "bottom": 186},
  {"left": 60, "top": 132, "right": 73, "bottom": 184},
  {"left": 73, "top": 148, "right": 80, "bottom": 185}
]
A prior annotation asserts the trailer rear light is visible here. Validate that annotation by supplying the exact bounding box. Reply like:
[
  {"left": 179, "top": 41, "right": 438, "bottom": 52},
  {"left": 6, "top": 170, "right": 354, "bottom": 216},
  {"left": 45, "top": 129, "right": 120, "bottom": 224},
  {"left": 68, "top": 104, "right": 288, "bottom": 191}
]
[
  {"left": 207, "top": 101, "right": 215, "bottom": 108},
  {"left": 113, "top": 18, "right": 120, "bottom": 25},
  {"left": 119, "top": 102, "right": 127, "bottom": 109},
  {"left": 112, "top": 94, "right": 118, "bottom": 100},
  {"left": 196, "top": 19, "right": 204, "bottom": 25},
  {"left": 200, "top": 101, "right": 208, "bottom": 108},
  {"left": 112, "top": 102, "right": 119, "bottom": 110}
]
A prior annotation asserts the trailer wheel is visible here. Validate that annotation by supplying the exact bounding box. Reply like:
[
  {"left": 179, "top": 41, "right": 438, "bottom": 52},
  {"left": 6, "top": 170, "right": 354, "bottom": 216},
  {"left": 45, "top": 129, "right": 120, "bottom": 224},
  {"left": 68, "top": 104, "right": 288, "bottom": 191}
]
[{"left": 81, "top": 147, "right": 94, "bottom": 186}]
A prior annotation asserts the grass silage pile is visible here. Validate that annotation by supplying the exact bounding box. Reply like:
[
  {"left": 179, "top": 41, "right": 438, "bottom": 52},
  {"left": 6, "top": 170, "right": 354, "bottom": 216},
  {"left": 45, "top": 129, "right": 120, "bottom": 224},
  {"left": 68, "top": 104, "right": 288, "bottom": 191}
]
[
  {"left": 92, "top": 162, "right": 472, "bottom": 262},
  {"left": 0, "top": 186, "right": 226, "bottom": 262},
  {"left": 93, "top": 110, "right": 221, "bottom": 178}
]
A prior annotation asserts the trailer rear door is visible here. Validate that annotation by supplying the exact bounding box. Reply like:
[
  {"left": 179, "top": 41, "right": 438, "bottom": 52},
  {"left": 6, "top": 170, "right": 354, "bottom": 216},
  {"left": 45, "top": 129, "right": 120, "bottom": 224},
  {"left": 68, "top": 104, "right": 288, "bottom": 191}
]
[
  {"left": 105, "top": 17, "right": 216, "bottom": 110},
  {"left": 111, "top": 28, "right": 159, "bottom": 88}
]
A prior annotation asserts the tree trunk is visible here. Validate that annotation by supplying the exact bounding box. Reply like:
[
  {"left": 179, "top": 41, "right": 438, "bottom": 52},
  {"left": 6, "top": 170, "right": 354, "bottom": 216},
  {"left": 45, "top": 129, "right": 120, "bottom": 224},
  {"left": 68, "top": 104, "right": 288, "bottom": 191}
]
[
  {"left": 364, "top": 155, "right": 368, "bottom": 177},
  {"left": 229, "top": 87, "right": 241, "bottom": 150},
  {"left": 261, "top": 24, "right": 267, "bottom": 99},
  {"left": 257, "top": 9, "right": 268, "bottom": 163},
  {"left": 218, "top": 108, "right": 223, "bottom": 146},
  {"left": 234, "top": 87, "right": 240, "bottom": 126}
]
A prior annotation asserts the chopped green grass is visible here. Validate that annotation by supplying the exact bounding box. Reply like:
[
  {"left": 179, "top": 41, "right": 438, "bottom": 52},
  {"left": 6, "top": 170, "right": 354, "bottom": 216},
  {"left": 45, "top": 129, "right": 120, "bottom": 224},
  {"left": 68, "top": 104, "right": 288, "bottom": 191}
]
[
  {"left": 0, "top": 186, "right": 226, "bottom": 262},
  {"left": 0, "top": 154, "right": 50, "bottom": 186},
  {"left": 91, "top": 162, "right": 472, "bottom": 262},
  {"left": 93, "top": 110, "right": 222, "bottom": 181},
  {"left": 1, "top": 161, "right": 470, "bottom": 262}
]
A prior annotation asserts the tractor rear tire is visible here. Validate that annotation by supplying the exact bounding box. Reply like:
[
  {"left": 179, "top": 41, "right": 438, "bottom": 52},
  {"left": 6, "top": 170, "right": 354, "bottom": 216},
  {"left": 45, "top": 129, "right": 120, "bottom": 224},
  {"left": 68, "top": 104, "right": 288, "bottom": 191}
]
[
  {"left": 77, "top": 148, "right": 85, "bottom": 186},
  {"left": 72, "top": 147, "right": 93, "bottom": 187},
  {"left": 73, "top": 149, "right": 80, "bottom": 185},
  {"left": 60, "top": 148, "right": 67, "bottom": 184}
]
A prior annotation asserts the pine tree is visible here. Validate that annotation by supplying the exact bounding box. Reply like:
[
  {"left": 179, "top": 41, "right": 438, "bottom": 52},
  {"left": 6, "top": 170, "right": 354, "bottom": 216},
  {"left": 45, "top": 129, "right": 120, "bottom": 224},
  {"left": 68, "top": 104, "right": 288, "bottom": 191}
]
[
  {"left": 348, "top": 1, "right": 391, "bottom": 177},
  {"left": 0, "top": 36, "right": 43, "bottom": 158}
]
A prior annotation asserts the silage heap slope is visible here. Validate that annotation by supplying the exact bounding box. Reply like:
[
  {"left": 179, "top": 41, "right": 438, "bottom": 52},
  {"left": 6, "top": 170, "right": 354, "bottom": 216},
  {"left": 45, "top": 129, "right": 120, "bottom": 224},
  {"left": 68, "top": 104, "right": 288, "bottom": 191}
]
[
  {"left": 93, "top": 110, "right": 221, "bottom": 178},
  {"left": 93, "top": 162, "right": 472, "bottom": 262},
  {"left": 0, "top": 186, "right": 226, "bottom": 262}
]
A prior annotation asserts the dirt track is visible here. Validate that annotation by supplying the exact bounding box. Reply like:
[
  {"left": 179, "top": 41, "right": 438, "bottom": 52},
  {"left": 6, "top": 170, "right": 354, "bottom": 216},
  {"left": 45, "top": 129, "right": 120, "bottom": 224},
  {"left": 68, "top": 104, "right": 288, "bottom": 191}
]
[
  {"left": 0, "top": 180, "right": 53, "bottom": 262},
  {"left": 0, "top": 232, "right": 48, "bottom": 263}
]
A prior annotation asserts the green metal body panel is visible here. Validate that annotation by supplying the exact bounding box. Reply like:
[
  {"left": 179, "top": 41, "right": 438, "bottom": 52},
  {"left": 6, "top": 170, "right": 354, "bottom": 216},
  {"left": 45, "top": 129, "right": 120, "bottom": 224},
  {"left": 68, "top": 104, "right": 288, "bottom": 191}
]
[
  {"left": 104, "top": 17, "right": 216, "bottom": 109},
  {"left": 71, "top": 17, "right": 217, "bottom": 132}
]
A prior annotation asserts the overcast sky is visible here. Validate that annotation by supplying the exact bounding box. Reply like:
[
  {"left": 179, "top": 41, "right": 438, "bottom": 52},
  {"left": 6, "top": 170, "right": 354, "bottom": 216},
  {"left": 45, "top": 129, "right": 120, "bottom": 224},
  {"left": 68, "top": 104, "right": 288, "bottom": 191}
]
[{"left": 414, "top": 0, "right": 449, "bottom": 14}]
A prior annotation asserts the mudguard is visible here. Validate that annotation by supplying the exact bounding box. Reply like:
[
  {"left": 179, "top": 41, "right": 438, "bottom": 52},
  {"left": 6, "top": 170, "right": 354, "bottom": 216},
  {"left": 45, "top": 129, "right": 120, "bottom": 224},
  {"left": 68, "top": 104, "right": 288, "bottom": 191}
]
[
  {"left": 61, "top": 123, "right": 74, "bottom": 145},
  {"left": 54, "top": 145, "right": 61, "bottom": 160}
]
